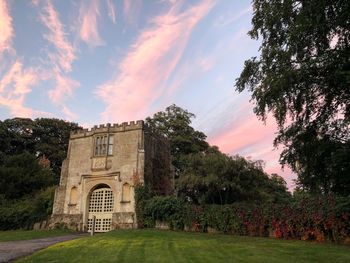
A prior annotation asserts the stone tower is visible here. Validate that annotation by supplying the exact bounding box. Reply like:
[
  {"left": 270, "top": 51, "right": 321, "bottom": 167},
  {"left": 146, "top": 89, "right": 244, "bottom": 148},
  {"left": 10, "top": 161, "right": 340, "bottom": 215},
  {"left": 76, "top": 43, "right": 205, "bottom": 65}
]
[{"left": 50, "top": 120, "right": 173, "bottom": 232}]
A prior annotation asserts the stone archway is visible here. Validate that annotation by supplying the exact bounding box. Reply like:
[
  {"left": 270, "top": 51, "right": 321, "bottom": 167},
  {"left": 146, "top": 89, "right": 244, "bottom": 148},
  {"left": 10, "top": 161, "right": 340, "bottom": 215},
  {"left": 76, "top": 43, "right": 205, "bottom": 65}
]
[{"left": 87, "top": 184, "right": 114, "bottom": 232}]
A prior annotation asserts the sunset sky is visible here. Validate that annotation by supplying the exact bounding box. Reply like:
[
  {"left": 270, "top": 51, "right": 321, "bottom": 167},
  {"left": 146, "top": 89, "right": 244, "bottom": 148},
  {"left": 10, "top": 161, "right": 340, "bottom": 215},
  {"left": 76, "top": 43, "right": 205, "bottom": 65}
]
[{"left": 0, "top": 0, "right": 295, "bottom": 188}]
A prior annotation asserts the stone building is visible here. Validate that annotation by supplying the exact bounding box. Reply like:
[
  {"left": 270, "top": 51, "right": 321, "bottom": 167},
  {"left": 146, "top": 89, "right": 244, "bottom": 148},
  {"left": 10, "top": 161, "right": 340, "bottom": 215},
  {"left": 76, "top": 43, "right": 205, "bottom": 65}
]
[{"left": 49, "top": 120, "right": 173, "bottom": 232}]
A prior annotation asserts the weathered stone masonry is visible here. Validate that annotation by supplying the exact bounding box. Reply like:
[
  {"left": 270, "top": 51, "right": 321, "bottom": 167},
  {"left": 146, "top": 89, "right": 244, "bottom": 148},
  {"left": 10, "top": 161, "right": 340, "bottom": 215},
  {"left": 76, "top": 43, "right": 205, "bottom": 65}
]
[{"left": 49, "top": 120, "right": 173, "bottom": 232}]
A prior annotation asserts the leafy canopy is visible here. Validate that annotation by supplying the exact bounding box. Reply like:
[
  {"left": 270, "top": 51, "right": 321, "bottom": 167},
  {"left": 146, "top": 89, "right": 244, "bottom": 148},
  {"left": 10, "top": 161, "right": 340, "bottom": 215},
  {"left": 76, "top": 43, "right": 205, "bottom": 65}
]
[
  {"left": 146, "top": 105, "right": 291, "bottom": 204},
  {"left": 236, "top": 0, "right": 350, "bottom": 195},
  {"left": 146, "top": 104, "right": 209, "bottom": 172},
  {"left": 0, "top": 117, "right": 81, "bottom": 182}
]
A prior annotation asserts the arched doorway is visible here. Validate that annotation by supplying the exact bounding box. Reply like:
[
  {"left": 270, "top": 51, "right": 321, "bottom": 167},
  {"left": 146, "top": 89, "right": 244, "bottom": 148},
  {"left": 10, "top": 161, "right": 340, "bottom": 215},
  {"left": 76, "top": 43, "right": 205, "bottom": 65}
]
[{"left": 87, "top": 184, "right": 114, "bottom": 232}]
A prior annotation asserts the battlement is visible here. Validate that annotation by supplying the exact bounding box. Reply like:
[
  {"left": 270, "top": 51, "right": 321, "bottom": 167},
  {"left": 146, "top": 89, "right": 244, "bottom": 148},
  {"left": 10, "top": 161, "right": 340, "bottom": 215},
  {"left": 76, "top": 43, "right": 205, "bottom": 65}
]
[
  {"left": 70, "top": 120, "right": 145, "bottom": 138},
  {"left": 70, "top": 120, "right": 170, "bottom": 149}
]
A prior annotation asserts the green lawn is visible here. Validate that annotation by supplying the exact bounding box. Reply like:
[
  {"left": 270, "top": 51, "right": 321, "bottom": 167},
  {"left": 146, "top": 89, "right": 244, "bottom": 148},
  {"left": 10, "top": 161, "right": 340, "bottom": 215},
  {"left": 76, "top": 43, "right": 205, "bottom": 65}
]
[
  {"left": 0, "top": 229, "right": 74, "bottom": 242},
  {"left": 17, "top": 229, "right": 350, "bottom": 263}
]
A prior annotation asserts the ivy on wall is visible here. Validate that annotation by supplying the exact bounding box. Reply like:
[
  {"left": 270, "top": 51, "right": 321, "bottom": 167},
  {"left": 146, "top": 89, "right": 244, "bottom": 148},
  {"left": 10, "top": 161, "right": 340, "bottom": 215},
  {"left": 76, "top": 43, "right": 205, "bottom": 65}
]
[{"left": 135, "top": 186, "right": 350, "bottom": 243}]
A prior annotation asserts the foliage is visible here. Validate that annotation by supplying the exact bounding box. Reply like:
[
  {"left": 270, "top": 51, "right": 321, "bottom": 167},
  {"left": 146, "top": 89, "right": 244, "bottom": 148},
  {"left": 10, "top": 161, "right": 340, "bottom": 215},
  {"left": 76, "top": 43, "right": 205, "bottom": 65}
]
[
  {"left": 281, "top": 129, "right": 350, "bottom": 195},
  {"left": 0, "top": 117, "right": 80, "bottom": 230},
  {"left": 145, "top": 104, "right": 209, "bottom": 173},
  {"left": 135, "top": 186, "right": 185, "bottom": 230},
  {"left": 32, "top": 118, "right": 81, "bottom": 182},
  {"left": 0, "top": 153, "right": 54, "bottom": 200},
  {"left": 146, "top": 105, "right": 291, "bottom": 204},
  {"left": 177, "top": 148, "right": 291, "bottom": 205},
  {"left": 144, "top": 196, "right": 185, "bottom": 230},
  {"left": 139, "top": 195, "right": 350, "bottom": 243},
  {"left": 235, "top": 0, "right": 350, "bottom": 195},
  {"left": 0, "top": 117, "right": 81, "bottom": 183},
  {"left": 134, "top": 185, "right": 154, "bottom": 228},
  {"left": 0, "top": 186, "right": 56, "bottom": 230}
]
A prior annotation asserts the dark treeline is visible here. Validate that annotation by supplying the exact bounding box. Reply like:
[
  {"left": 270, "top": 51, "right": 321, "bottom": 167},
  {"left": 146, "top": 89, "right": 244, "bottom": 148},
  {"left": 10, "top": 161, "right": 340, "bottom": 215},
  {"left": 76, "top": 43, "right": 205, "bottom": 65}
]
[{"left": 0, "top": 118, "right": 80, "bottom": 230}]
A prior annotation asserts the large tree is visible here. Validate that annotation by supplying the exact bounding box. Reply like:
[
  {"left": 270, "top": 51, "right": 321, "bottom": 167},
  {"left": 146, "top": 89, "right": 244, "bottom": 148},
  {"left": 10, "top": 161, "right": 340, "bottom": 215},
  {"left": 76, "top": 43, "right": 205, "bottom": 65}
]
[
  {"left": 146, "top": 105, "right": 291, "bottom": 203},
  {"left": 146, "top": 104, "right": 209, "bottom": 173},
  {"left": 0, "top": 118, "right": 80, "bottom": 182},
  {"left": 177, "top": 147, "right": 290, "bottom": 205},
  {"left": 236, "top": 0, "right": 350, "bottom": 195},
  {"left": 32, "top": 118, "right": 81, "bottom": 182},
  {"left": 0, "top": 153, "right": 54, "bottom": 200}
]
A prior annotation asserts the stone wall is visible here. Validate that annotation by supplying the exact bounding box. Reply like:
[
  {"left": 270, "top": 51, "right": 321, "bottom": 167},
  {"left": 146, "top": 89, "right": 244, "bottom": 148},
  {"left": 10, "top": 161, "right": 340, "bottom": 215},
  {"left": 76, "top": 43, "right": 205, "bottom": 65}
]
[
  {"left": 48, "top": 214, "right": 83, "bottom": 231},
  {"left": 52, "top": 159, "right": 69, "bottom": 214},
  {"left": 112, "top": 212, "right": 136, "bottom": 229}
]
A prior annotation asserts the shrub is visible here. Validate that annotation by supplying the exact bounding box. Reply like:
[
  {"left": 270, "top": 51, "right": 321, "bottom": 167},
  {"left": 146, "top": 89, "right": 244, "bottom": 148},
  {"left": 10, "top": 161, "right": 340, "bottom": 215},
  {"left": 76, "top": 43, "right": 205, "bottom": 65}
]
[
  {"left": 136, "top": 194, "right": 350, "bottom": 243},
  {"left": 144, "top": 196, "right": 185, "bottom": 230},
  {"left": 0, "top": 186, "right": 55, "bottom": 230}
]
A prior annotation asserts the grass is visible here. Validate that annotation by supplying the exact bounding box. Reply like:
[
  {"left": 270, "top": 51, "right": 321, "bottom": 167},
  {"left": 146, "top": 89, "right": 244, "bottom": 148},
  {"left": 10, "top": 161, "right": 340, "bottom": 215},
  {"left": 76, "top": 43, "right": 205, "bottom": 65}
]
[
  {"left": 0, "top": 229, "right": 75, "bottom": 242},
  {"left": 17, "top": 229, "right": 350, "bottom": 263}
]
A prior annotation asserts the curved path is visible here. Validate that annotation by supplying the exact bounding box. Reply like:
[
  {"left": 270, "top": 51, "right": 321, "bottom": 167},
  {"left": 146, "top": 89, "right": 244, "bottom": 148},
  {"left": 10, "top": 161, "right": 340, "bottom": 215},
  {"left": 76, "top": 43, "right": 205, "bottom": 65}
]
[{"left": 0, "top": 233, "right": 87, "bottom": 262}]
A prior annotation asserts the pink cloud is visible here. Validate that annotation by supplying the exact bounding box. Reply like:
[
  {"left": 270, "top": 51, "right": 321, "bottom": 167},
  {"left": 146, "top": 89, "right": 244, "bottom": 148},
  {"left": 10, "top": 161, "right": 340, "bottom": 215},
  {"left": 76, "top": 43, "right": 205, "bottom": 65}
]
[
  {"left": 0, "top": 60, "right": 46, "bottom": 118},
  {"left": 38, "top": 0, "right": 80, "bottom": 120},
  {"left": 198, "top": 56, "right": 215, "bottom": 72},
  {"left": 48, "top": 67, "right": 80, "bottom": 105},
  {"left": 208, "top": 114, "right": 277, "bottom": 154},
  {"left": 40, "top": 0, "right": 76, "bottom": 72},
  {"left": 62, "top": 105, "right": 78, "bottom": 121},
  {"left": 78, "top": 0, "right": 104, "bottom": 47},
  {"left": 207, "top": 105, "right": 296, "bottom": 189},
  {"left": 0, "top": 0, "right": 14, "bottom": 54},
  {"left": 123, "top": 0, "right": 142, "bottom": 26},
  {"left": 97, "top": 0, "right": 214, "bottom": 122},
  {"left": 107, "top": 0, "right": 116, "bottom": 24}
]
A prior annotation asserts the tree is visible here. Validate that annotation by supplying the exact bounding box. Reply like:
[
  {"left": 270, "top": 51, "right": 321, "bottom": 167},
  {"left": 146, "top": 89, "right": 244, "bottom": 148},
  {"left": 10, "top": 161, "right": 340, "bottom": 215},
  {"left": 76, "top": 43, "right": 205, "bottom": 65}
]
[
  {"left": 2, "top": 118, "right": 36, "bottom": 156},
  {"left": 0, "top": 153, "right": 54, "bottom": 200},
  {"left": 32, "top": 118, "right": 81, "bottom": 182},
  {"left": 177, "top": 148, "right": 291, "bottom": 205},
  {"left": 146, "top": 104, "right": 209, "bottom": 173},
  {"left": 235, "top": 0, "right": 350, "bottom": 195},
  {"left": 282, "top": 127, "right": 350, "bottom": 195},
  {"left": 0, "top": 117, "right": 81, "bottom": 183}
]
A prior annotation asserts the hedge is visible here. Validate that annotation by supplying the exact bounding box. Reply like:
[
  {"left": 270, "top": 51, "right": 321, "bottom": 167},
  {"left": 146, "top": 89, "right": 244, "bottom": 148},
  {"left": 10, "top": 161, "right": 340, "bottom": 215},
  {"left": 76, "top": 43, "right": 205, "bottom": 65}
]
[{"left": 135, "top": 187, "right": 350, "bottom": 243}]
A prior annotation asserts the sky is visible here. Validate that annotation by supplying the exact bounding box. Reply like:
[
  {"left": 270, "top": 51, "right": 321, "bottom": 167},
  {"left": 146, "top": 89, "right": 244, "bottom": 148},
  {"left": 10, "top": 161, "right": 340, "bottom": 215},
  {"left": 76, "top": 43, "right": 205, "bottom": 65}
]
[{"left": 0, "top": 0, "right": 296, "bottom": 189}]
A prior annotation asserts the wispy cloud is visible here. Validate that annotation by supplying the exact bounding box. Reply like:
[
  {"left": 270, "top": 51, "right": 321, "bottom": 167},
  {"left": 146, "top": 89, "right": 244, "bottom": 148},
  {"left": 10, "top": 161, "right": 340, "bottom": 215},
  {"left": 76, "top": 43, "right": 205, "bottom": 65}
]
[
  {"left": 62, "top": 105, "right": 78, "bottom": 121},
  {"left": 214, "top": 5, "right": 252, "bottom": 28},
  {"left": 107, "top": 0, "right": 116, "bottom": 24},
  {"left": 208, "top": 114, "right": 277, "bottom": 154},
  {"left": 40, "top": 0, "right": 76, "bottom": 72},
  {"left": 78, "top": 0, "right": 104, "bottom": 47},
  {"left": 0, "top": 2, "right": 47, "bottom": 118},
  {"left": 123, "top": 0, "right": 142, "bottom": 26},
  {"left": 97, "top": 0, "right": 214, "bottom": 122},
  {"left": 38, "top": 0, "right": 79, "bottom": 120},
  {"left": 0, "top": 0, "right": 14, "bottom": 55},
  {"left": 0, "top": 60, "right": 43, "bottom": 118},
  {"left": 48, "top": 67, "right": 80, "bottom": 105}
]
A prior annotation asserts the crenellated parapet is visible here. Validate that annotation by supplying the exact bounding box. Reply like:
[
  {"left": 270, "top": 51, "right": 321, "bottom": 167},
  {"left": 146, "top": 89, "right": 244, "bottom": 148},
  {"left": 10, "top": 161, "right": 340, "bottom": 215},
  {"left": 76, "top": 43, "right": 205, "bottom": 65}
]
[
  {"left": 70, "top": 120, "right": 170, "bottom": 150},
  {"left": 70, "top": 120, "right": 145, "bottom": 139}
]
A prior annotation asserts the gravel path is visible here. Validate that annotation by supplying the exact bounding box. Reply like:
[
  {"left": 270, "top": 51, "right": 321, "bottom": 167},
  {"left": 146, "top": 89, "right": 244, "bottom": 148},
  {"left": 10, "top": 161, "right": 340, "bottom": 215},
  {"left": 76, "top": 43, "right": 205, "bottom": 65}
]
[{"left": 0, "top": 233, "right": 87, "bottom": 262}]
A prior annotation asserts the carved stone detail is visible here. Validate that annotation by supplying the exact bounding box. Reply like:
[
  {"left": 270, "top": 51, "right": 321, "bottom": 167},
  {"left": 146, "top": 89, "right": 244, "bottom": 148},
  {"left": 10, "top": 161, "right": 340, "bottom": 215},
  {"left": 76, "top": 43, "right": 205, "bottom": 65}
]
[{"left": 92, "top": 158, "right": 106, "bottom": 170}]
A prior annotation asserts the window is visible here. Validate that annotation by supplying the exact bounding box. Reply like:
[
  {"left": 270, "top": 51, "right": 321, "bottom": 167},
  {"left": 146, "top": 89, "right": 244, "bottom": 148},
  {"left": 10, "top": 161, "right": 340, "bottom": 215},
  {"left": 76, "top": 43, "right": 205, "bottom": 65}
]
[
  {"left": 108, "top": 135, "right": 113, "bottom": 155},
  {"left": 95, "top": 134, "right": 114, "bottom": 156}
]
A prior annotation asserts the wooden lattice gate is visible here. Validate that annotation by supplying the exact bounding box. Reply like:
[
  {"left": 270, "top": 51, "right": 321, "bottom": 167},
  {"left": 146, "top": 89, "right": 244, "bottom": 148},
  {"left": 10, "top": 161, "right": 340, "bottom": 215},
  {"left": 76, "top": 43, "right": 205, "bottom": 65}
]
[{"left": 87, "top": 187, "right": 114, "bottom": 232}]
